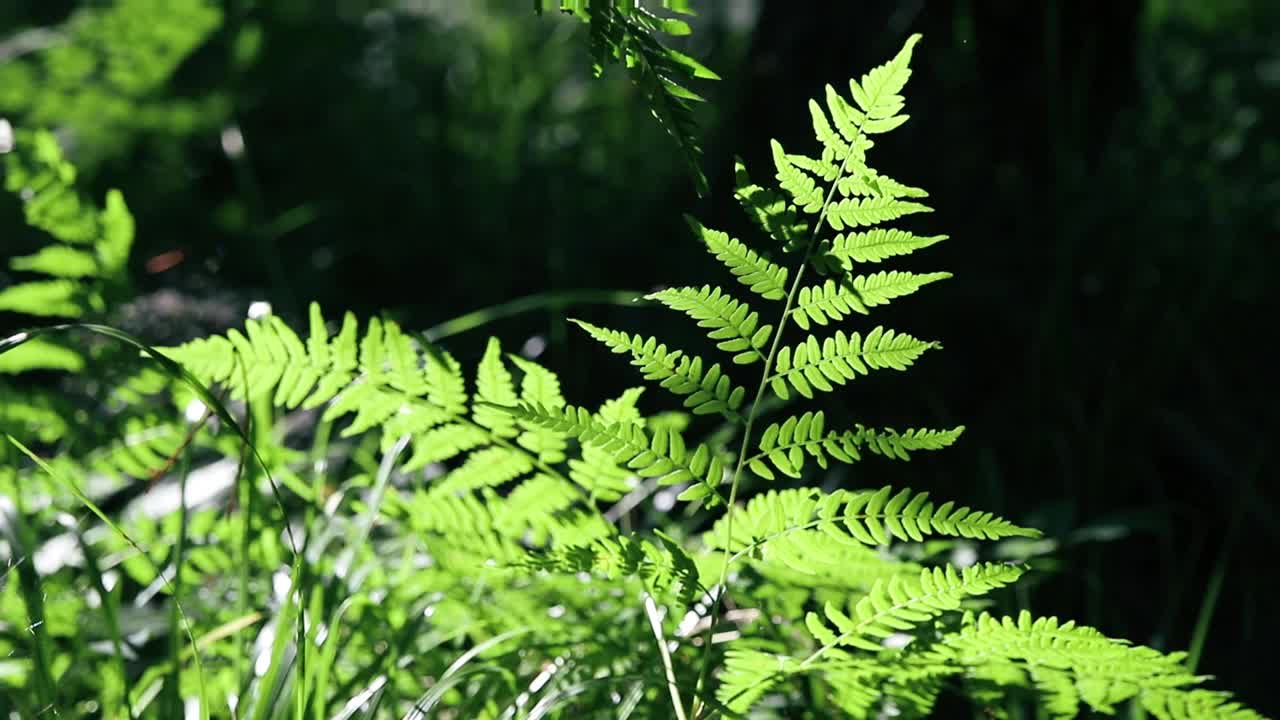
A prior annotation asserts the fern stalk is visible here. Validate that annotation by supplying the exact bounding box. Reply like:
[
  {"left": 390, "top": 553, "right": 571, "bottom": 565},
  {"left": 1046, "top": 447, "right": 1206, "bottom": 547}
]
[{"left": 691, "top": 112, "right": 865, "bottom": 719}]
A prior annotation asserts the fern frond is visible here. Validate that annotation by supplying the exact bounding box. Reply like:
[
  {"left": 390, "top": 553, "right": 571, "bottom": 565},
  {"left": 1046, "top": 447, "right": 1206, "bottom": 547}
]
[
  {"left": 163, "top": 303, "right": 470, "bottom": 446},
  {"left": 567, "top": 388, "right": 646, "bottom": 501},
  {"left": 771, "top": 139, "right": 826, "bottom": 213},
  {"left": 0, "top": 129, "right": 134, "bottom": 321},
  {"left": 747, "top": 411, "right": 963, "bottom": 480},
  {"left": 510, "top": 355, "right": 568, "bottom": 464},
  {"left": 402, "top": 490, "right": 517, "bottom": 562},
  {"left": 705, "top": 487, "right": 1037, "bottom": 555},
  {"left": 717, "top": 648, "right": 798, "bottom": 713},
  {"left": 790, "top": 271, "right": 951, "bottom": 330},
  {"left": 752, "top": 530, "right": 920, "bottom": 588},
  {"left": 0, "top": 279, "right": 91, "bottom": 317},
  {"left": 493, "top": 473, "right": 611, "bottom": 546},
  {"left": 522, "top": 531, "right": 701, "bottom": 602},
  {"left": 647, "top": 285, "right": 771, "bottom": 364},
  {"left": 541, "top": 0, "right": 717, "bottom": 194},
  {"left": 690, "top": 218, "right": 789, "bottom": 301},
  {"left": 497, "top": 402, "right": 725, "bottom": 505},
  {"left": 815, "top": 228, "right": 947, "bottom": 271},
  {"left": 849, "top": 33, "right": 921, "bottom": 128},
  {"left": 804, "top": 563, "right": 1025, "bottom": 653},
  {"left": 943, "top": 612, "right": 1267, "bottom": 720},
  {"left": 428, "top": 446, "right": 534, "bottom": 497},
  {"left": 0, "top": 337, "right": 84, "bottom": 374},
  {"left": 1143, "top": 689, "right": 1267, "bottom": 720},
  {"left": 826, "top": 195, "right": 932, "bottom": 231},
  {"left": 402, "top": 423, "right": 491, "bottom": 472},
  {"left": 572, "top": 320, "right": 747, "bottom": 418},
  {"left": 472, "top": 337, "right": 519, "bottom": 438},
  {"left": 0, "top": 382, "right": 70, "bottom": 443},
  {"left": 86, "top": 416, "right": 193, "bottom": 480},
  {"left": 769, "top": 327, "right": 939, "bottom": 400},
  {"left": 734, "top": 158, "right": 806, "bottom": 248}
]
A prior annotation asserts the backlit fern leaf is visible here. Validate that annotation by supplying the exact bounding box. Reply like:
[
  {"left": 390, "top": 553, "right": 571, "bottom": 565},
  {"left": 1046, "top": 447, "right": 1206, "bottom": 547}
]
[
  {"left": 567, "top": 388, "right": 647, "bottom": 501},
  {"left": 522, "top": 531, "right": 701, "bottom": 602},
  {"left": 497, "top": 402, "right": 725, "bottom": 505},
  {"left": 0, "top": 129, "right": 135, "bottom": 377},
  {"left": 941, "top": 612, "right": 1267, "bottom": 720},
  {"left": 647, "top": 285, "right": 772, "bottom": 364},
  {"left": 87, "top": 416, "right": 190, "bottom": 480},
  {"left": 473, "top": 337, "right": 519, "bottom": 438},
  {"left": 539, "top": 0, "right": 718, "bottom": 195},
  {"left": 827, "top": 195, "right": 932, "bottom": 231},
  {"left": 690, "top": 217, "right": 789, "bottom": 301},
  {"left": 717, "top": 648, "right": 798, "bottom": 713},
  {"left": 734, "top": 158, "right": 806, "bottom": 249},
  {"left": 752, "top": 531, "right": 919, "bottom": 588},
  {"left": 430, "top": 446, "right": 534, "bottom": 498},
  {"left": 163, "top": 303, "right": 469, "bottom": 448},
  {"left": 790, "top": 271, "right": 952, "bottom": 329},
  {"left": 510, "top": 356, "right": 568, "bottom": 463},
  {"left": 804, "top": 564, "right": 1025, "bottom": 652},
  {"left": 816, "top": 228, "right": 948, "bottom": 271},
  {"left": 402, "top": 423, "right": 491, "bottom": 472},
  {"left": 746, "top": 410, "right": 963, "bottom": 480},
  {"left": 493, "top": 474, "right": 601, "bottom": 545},
  {"left": 770, "top": 327, "right": 939, "bottom": 400},
  {"left": 704, "top": 487, "right": 1037, "bottom": 557},
  {"left": 572, "top": 320, "right": 747, "bottom": 418}
]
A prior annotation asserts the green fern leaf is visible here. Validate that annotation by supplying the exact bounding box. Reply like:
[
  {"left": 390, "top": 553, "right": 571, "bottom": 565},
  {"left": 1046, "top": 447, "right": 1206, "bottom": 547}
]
[
  {"left": 849, "top": 33, "right": 921, "bottom": 125},
  {"left": 769, "top": 327, "right": 939, "bottom": 400},
  {"left": 940, "top": 611, "right": 1267, "bottom": 720},
  {"left": 510, "top": 355, "right": 567, "bottom": 463},
  {"left": 9, "top": 245, "right": 100, "bottom": 278},
  {"left": 403, "top": 422, "right": 491, "bottom": 472},
  {"left": 472, "top": 338, "right": 519, "bottom": 438},
  {"left": 492, "top": 474, "right": 610, "bottom": 545},
  {"left": 804, "top": 563, "right": 1024, "bottom": 653},
  {"left": 498, "top": 402, "right": 725, "bottom": 505},
  {"left": 0, "top": 338, "right": 84, "bottom": 374},
  {"left": 0, "top": 279, "right": 88, "bottom": 317},
  {"left": 826, "top": 195, "right": 932, "bottom": 231},
  {"left": 428, "top": 446, "right": 534, "bottom": 497},
  {"left": 748, "top": 411, "right": 963, "bottom": 480},
  {"left": 705, "top": 487, "right": 1037, "bottom": 557},
  {"left": 790, "top": 271, "right": 951, "bottom": 329},
  {"left": 817, "top": 228, "right": 948, "bottom": 269},
  {"left": 647, "top": 285, "right": 771, "bottom": 364},
  {"left": 521, "top": 531, "right": 701, "bottom": 601},
  {"left": 572, "top": 320, "right": 747, "bottom": 418},
  {"left": 771, "top": 139, "right": 826, "bottom": 213},
  {"left": 568, "top": 388, "right": 647, "bottom": 501},
  {"left": 754, "top": 530, "right": 920, "bottom": 586},
  {"left": 543, "top": 0, "right": 716, "bottom": 195},
  {"left": 717, "top": 648, "right": 797, "bottom": 713},
  {"left": 733, "top": 158, "right": 806, "bottom": 248},
  {"left": 690, "top": 217, "right": 789, "bottom": 301}
]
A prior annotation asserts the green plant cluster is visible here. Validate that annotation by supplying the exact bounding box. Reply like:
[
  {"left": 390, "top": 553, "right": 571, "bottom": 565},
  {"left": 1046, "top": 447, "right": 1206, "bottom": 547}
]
[{"left": 0, "top": 25, "right": 1267, "bottom": 720}]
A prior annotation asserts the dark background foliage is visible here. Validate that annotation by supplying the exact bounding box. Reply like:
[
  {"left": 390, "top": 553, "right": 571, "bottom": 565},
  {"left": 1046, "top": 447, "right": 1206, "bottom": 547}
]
[{"left": 2, "top": 0, "right": 1276, "bottom": 713}]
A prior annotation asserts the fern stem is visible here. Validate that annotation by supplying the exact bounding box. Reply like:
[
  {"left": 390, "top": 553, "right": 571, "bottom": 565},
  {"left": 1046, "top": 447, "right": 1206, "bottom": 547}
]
[
  {"left": 690, "top": 136, "right": 862, "bottom": 719},
  {"left": 645, "top": 593, "right": 690, "bottom": 720}
]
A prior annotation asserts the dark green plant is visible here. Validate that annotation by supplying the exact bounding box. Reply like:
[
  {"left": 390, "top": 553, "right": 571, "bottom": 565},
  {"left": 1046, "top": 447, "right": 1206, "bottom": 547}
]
[
  {"left": 537, "top": 0, "right": 719, "bottom": 194},
  {"left": 0, "top": 30, "right": 1267, "bottom": 720}
]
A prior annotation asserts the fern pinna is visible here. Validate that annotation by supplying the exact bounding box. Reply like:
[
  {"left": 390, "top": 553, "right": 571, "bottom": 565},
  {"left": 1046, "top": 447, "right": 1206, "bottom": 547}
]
[{"left": 144, "top": 34, "right": 1266, "bottom": 720}]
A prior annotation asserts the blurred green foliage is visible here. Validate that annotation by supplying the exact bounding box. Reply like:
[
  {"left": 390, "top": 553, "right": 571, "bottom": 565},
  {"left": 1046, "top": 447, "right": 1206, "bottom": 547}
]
[{"left": 1, "top": 0, "right": 1277, "bottom": 715}]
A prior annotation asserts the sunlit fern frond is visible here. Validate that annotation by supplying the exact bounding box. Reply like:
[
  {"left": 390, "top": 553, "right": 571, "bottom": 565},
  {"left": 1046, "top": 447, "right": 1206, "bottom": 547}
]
[
  {"left": 571, "top": 320, "right": 748, "bottom": 419},
  {"left": 704, "top": 487, "right": 1038, "bottom": 559},
  {"left": 768, "top": 327, "right": 940, "bottom": 400}
]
